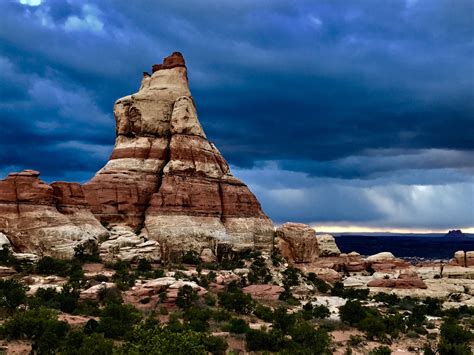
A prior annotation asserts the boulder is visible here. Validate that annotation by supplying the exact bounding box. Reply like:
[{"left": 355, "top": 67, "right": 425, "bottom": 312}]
[
  {"left": 276, "top": 223, "right": 319, "bottom": 263},
  {"left": 242, "top": 284, "right": 284, "bottom": 300},
  {"left": 367, "top": 270, "right": 427, "bottom": 289},
  {"left": 99, "top": 226, "right": 160, "bottom": 262},
  {"left": 316, "top": 234, "right": 341, "bottom": 256}
]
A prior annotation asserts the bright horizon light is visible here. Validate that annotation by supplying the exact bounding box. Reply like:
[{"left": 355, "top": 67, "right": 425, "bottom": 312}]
[{"left": 307, "top": 225, "right": 474, "bottom": 234}]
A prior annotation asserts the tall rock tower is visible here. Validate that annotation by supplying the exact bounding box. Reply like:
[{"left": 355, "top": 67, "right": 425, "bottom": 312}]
[{"left": 84, "top": 52, "right": 274, "bottom": 260}]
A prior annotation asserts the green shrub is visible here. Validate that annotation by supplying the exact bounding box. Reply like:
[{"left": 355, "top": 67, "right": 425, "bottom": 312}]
[
  {"left": 358, "top": 313, "right": 386, "bottom": 340},
  {"left": 331, "top": 282, "right": 369, "bottom": 300},
  {"left": 118, "top": 324, "right": 226, "bottom": 355},
  {"left": 0, "top": 279, "right": 27, "bottom": 310},
  {"left": 246, "top": 328, "right": 287, "bottom": 352},
  {"left": 437, "top": 318, "right": 473, "bottom": 355},
  {"left": 136, "top": 258, "right": 152, "bottom": 272},
  {"left": 287, "top": 321, "right": 331, "bottom": 353},
  {"left": 224, "top": 318, "right": 249, "bottom": 334},
  {"left": 74, "top": 243, "right": 101, "bottom": 263},
  {"left": 182, "top": 307, "right": 211, "bottom": 332},
  {"left": 1, "top": 307, "right": 69, "bottom": 352},
  {"left": 339, "top": 300, "right": 367, "bottom": 325},
  {"left": 271, "top": 248, "right": 284, "bottom": 266},
  {"left": 247, "top": 256, "right": 272, "bottom": 284},
  {"left": 302, "top": 302, "right": 330, "bottom": 320},
  {"left": 0, "top": 245, "right": 17, "bottom": 267},
  {"left": 61, "top": 331, "right": 114, "bottom": 354},
  {"left": 176, "top": 285, "right": 198, "bottom": 309},
  {"left": 373, "top": 293, "right": 400, "bottom": 306},
  {"left": 348, "top": 335, "right": 364, "bottom": 346},
  {"left": 31, "top": 284, "right": 80, "bottom": 313},
  {"left": 111, "top": 261, "right": 136, "bottom": 290},
  {"left": 204, "top": 293, "right": 216, "bottom": 306},
  {"left": 218, "top": 288, "right": 254, "bottom": 314},
  {"left": 182, "top": 250, "right": 200, "bottom": 265},
  {"left": 36, "top": 256, "right": 71, "bottom": 276},
  {"left": 98, "top": 303, "right": 141, "bottom": 338},
  {"left": 272, "top": 307, "right": 295, "bottom": 334},
  {"left": 253, "top": 304, "right": 273, "bottom": 322},
  {"left": 282, "top": 266, "right": 300, "bottom": 287},
  {"left": 306, "top": 272, "right": 330, "bottom": 293}
]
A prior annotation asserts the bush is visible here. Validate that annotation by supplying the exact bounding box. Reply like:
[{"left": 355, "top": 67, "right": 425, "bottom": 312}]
[
  {"left": 288, "top": 321, "right": 331, "bottom": 354},
  {"left": 271, "top": 248, "right": 284, "bottom": 266},
  {"left": 437, "top": 318, "right": 473, "bottom": 355},
  {"left": 111, "top": 261, "right": 136, "bottom": 290},
  {"left": 282, "top": 266, "right": 300, "bottom": 287},
  {"left": 373, "top": 293, "right": 400, "bottom": 306},
  {"left": 302, "top": 302, "right": 330, "bottom": 320},
  {"left": 218, "top": 288, "right": 254, "bottom": 314},
  {"left": 247, "top": 256, "right": 272, "bottom": 284},
  {"left": 246, "top": 328, "right": 287, "bottom": 352},
  {"left": 331, "top": 282, "right": 369, "bottom": 300},
  {"left": 182, "top": 250, "right": 200, "bottom": 265},
  {"left": 61, "top": 331, "right": 114, "bottom": 355},
  {"left": 272, "top": 307, "right": 295, "bottom": 334},
  {"left": 358, "top": 313, "right": 386, "bottom": 340},
  {"left": 224, "top": 318, "right": 249, "bottom": 334},
  {"left": 118, "top": 324, "right": 226, "bottom": 355},
  {"left": 31, "top": 284, "right": 80, "bottom": 313},
  {"left": 136, "top": 258, "right": 152, "bottom": 273},
  {"left": 36, "top": 256, "right": 71, "bottom": 276},
  {"left": 339, "top": 300, "right": 367, "bottom": 325},
  {"left": 0, "top": 279, "right": 27, "bottom": 310},
  {"left": 98, "top": 303, "right": 141, "bottom": 338},
  {"left": 1, "top": 307, "right": 69, "bottom": 353},
  {"left": 182, "top": 307, "right": 211, "bottom": 332},
  {"left": 0, "top": 245, "right": 17, "bottom": 267},
  {"left": 204, "top": 293, "right": 216, "bottom": 306},
  {"left": 176, "top": 285, "right": 198, "bottom": 309},
  {"left": 74, "top": 243, "right": 101, "bottom": 263},
  {"left": 253, "top": 304, "right": 273, "bottom": 322}
]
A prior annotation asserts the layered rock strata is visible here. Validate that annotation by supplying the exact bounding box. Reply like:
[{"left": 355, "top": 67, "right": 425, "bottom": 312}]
[
  {"left": 275, "top": 223, "right": 340, "bottom": 263},
  {"left": 85, "top": 52, "right": 273, "bottom": 260},
  {"left": 0, "top": 52, "right": 273, "bottom": 260},
  {"left": 0, "top": 170, "right": 107, "bottom": 258}
]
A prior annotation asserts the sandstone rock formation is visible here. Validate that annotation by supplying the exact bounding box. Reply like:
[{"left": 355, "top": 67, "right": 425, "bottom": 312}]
[
  {"left": 276, "top": 223, "right": 320, "bottom": 263},
  {"left": 316, "top": 234, "right": 341, "bottom": 256},
  {"left": 85, "top": 52, "right": 273, "bottom": 260},
  {"left": 0, "top": 170, "right": 107, "bottom": 258},
  {"left": 276, "top": 223, "right": 340, "bottom": 263},
  {"left": 0, "top": 52, "right": 274, "bottom": 260}
]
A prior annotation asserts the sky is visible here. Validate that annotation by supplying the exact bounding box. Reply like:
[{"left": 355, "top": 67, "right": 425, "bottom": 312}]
[{"left": 1, "top": 0, "right": 473, "bottom": 232}]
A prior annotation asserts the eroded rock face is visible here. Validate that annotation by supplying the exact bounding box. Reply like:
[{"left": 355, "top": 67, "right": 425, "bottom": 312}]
[
  {"left": 0, "top": 52, "right": 274, "bottom": 260},
  {"left": 0, "top": 170, "right": 107, "bottom": 258},
  {"left": 84, "top": 52, "right": 273, "bottom": 260},
  {"left": 276, "top": 223, "right": 341, "bottom": 263},
  {"left": 276, "top": 223, "right": 319, "bottom": 263}
]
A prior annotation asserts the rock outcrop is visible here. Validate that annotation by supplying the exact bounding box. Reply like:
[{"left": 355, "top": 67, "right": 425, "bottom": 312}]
[
  {"left": 276, "top": 223, "right": 320, "bottom": 263},
  {"left": 276, "top": 223, "right": 340, "bottom": 263},
  {"left": 0, "top": 52, "right": 274, "bottom": 261},
  {"left": 0, "top": 170, "right": 107, "bottom": 258}
]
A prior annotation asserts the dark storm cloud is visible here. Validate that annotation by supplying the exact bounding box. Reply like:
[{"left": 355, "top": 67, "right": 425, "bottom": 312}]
[{"left": 0, "top": 0, "right": 473, "bottom": 227}]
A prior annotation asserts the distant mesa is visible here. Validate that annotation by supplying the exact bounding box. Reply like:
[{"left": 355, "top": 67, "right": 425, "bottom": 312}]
[
  {"left": 0, "top": 52, "right": 274, "bottom": 262},
  {"left": 444, "top": 230, "right": 467, "bottom": 238}
]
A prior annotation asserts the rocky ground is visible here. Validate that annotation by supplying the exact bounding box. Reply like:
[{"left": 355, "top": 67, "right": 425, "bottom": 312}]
[{"left": 0, "top": 225, "right": 472, "bottom": 354}]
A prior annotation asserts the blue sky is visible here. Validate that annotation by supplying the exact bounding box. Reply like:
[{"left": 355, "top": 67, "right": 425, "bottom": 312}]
[{"left": 1, "top": 0, "right": 473, "bottom": 231}]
